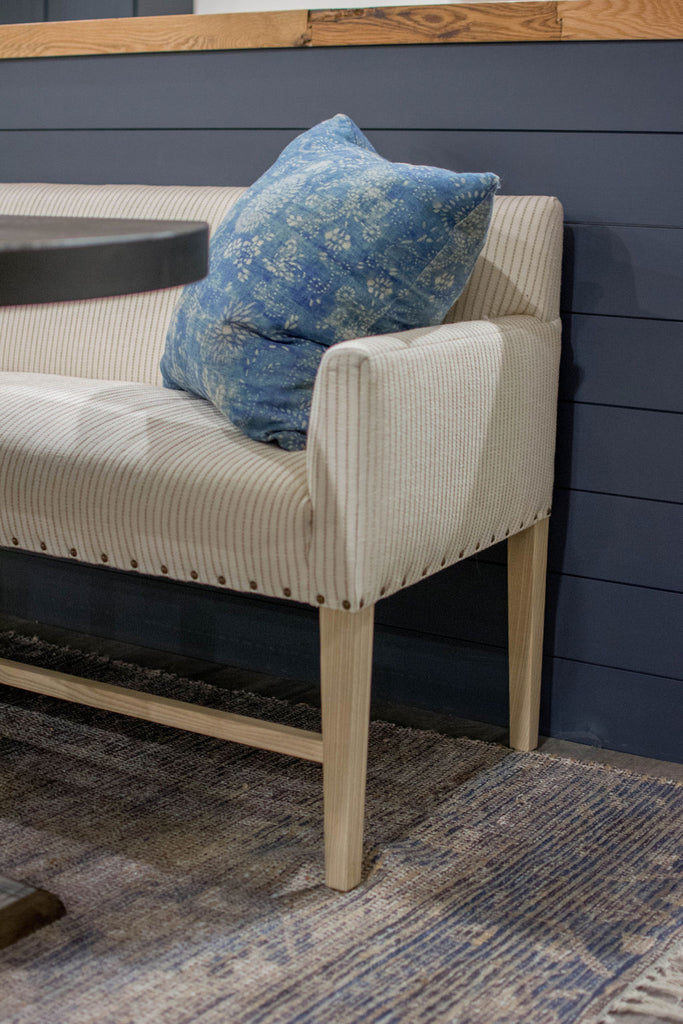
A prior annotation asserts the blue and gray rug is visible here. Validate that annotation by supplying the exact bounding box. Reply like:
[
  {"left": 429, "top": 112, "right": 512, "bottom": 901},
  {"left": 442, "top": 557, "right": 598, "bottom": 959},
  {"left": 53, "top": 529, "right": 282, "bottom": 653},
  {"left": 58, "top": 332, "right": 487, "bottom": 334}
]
[{"left": 1, "top": 630, "right": 682, "bottom": 1024}]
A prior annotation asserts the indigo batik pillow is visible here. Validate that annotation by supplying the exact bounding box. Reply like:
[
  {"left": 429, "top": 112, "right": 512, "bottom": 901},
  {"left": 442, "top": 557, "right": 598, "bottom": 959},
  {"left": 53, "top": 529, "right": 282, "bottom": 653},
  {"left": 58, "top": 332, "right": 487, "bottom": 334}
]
[{"left": 161, "top": 114, "right": 499, "bottom": 450}]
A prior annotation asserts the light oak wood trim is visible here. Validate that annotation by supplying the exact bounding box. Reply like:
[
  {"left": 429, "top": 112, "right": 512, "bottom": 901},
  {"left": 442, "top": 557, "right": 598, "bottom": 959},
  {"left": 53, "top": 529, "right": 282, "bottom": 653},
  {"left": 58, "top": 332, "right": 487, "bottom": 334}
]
[
  {"left": 507, "top": 517, "right": 549, "bottom": 752},
  {"left": 0, "top": 657, "right": 323, "bottom": 763},
  {"left": 320, "top": 605, "right": 374, "bottom": 892},
  {"left": 558, "top": 0, "right": 683, "bottom": 40},
  {"left": 0, "top": 11, "right": 310, "bottom": 59},
  {"left": 0, "top": 0, "right": 678, "bottom": 59},
  {"left": 310, "top": 2, "right": 561, "bottom": 46}
]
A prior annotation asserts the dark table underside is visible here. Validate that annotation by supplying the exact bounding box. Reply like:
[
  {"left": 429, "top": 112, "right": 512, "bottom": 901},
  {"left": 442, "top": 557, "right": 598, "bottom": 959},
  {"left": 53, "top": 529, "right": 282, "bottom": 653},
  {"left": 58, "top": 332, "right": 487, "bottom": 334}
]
[{"left": 0, "top": 214, "right": 209, "bottom": 305}]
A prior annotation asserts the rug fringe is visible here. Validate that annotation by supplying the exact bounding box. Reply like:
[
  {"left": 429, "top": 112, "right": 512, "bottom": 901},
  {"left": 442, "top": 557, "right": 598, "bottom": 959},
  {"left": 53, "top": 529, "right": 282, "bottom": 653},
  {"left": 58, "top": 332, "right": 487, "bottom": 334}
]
[{"left": 598, "top": 938, "right": 683, "bottom": 1023}]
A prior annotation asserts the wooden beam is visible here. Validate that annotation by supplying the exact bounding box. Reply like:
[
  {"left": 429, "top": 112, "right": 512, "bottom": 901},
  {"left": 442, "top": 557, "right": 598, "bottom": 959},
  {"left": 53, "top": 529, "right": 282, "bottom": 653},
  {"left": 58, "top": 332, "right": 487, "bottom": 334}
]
[
  {"left": 559, "top": 0, "right": 683, "bottom": 40},
  {"left": 0, "top": 1, "right": 679, "bottom": 61},
  {"left": 0, "top": 657, "right": 323, "bottom": 763},
  {"left": 0, "top": 11, "right": 310, "bottom": 59},
  {"left": 310, "top": 2, "right": 561, "bottom": 47}
]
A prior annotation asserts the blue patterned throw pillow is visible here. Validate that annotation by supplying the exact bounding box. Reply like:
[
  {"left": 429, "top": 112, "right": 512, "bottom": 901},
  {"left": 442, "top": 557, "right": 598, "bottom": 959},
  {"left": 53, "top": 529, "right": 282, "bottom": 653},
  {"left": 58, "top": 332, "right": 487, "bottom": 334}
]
[{"left": 161, "top": 115, "right": 499, "bottom": 450}]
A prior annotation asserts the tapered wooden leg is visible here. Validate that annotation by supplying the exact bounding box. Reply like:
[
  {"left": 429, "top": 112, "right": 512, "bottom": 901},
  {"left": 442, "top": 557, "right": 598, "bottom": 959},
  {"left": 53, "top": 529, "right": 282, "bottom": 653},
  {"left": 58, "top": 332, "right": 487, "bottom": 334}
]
[
  {"left": 507, "top": 518, "right": 549, "bottom": 751},
  {"left": 319, "top": 604, "right": 374, "bottom": 891}
]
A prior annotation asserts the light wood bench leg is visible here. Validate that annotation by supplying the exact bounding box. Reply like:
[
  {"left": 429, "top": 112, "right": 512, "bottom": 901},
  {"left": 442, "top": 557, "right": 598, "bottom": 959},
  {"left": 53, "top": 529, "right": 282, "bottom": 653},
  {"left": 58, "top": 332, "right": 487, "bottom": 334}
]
[
  {"left": 319, "top": 604, "right": 374, "bottom": 891},
  {"left": 507, "top": 517, "right": 549, "bottom": 751}
]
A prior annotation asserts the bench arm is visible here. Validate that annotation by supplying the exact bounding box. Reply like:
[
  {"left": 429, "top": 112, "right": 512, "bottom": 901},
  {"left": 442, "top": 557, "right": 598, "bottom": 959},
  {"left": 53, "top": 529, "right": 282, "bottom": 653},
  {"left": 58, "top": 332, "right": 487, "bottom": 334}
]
[{"left": 306, "top": 315, "right": 561, "bottom": 611}]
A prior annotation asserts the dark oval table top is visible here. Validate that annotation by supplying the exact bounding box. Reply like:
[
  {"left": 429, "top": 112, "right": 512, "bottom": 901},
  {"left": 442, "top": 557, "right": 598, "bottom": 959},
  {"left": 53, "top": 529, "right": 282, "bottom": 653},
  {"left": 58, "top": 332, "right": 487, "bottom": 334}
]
[{"left": 0, "top": 214, "right": 209, "bottom": 306}]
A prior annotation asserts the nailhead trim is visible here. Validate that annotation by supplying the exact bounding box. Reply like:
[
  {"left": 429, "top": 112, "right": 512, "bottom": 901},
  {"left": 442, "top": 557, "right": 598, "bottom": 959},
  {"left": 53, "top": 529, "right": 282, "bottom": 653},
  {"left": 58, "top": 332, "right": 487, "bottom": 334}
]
[
  {"left": 40, "top": 542, "right": 47, "bottom": 551},
  {"left": 218, "top": 575, "right": 226, "bottom": 585},
  {"left": 359, "top": 599, "right": 365, "bottom": 609},
  {"left": 11, "top": 537, "right": 18, "bottom": 546},
  {"left": 316, "top": 594, "right": 325, "bottom": 604},
  {"left": 69, "top": 547, "right": 77, "bottom": 557},
  {"left": 440, "top": 558, "right": 446, "bottom": 567},
  {"left": 101, "top": 553, "right": 108, "bottom": 563},
  {"left": 283, "top": 587, "right": 291, "bottom": 597},
  {"left": 130, "top": 559, "right": 138, "bottom": 569},
  {"left": 459, "top": 550, "right": 464, "bottom": 559},
  {"left": 342, "top": 600, "right": 351, "bottom": 610},
  {"left": 161, "top": 565, "right": 168, "bottom": 574},
  {"left": 190, "top": 570, "right": 198, "bottom": 580},
  {"left": 380, "top": 587, "right": 386, "bottom": 596},
  {"left": 249, "top": 580, "right": 257, "bottom": 590}
]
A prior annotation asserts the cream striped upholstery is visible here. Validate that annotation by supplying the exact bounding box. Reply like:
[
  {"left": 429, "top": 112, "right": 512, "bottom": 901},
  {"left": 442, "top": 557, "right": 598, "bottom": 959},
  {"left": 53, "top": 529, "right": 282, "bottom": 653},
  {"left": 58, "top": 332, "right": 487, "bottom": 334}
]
[
  {"left": 0, "top": 374, "right": 312, "bottom": 603},
  {"left": 0, "top": 183, "right": 245, "bottom": 383},
  {"left": 308, "top": 317, "right": 561, "bottom": 610},
  {"left": 0, "top": 183, "right": 562, "bottom": 612},
  {"left": 447, "top": 195, "right": 564, "bottom": 324}
]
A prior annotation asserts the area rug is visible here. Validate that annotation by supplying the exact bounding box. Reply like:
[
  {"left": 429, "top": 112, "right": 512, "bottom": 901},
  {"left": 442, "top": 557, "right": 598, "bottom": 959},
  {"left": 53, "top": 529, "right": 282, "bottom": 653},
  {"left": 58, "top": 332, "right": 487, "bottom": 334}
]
[{"left": 0, "top": 629, "right": 682, "bottom": 1024}]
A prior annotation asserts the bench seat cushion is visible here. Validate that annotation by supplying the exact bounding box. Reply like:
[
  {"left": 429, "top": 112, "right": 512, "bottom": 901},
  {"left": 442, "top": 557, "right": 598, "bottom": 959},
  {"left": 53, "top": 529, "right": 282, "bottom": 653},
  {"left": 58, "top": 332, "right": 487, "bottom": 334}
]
[{"left": 0, "top": 373, "right": 312, "bottom": 604}]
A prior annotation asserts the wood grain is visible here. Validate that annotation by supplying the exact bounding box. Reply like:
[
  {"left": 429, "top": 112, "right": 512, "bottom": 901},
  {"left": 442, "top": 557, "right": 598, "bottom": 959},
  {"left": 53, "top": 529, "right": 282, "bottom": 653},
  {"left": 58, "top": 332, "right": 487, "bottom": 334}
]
[
  {"left": 559, "top": 0, "right": 683, "bottom": 39},
  {"left": 310, "top": 2, "right": 561, "bottom": 46},
  {"left": 0, "top": 11, "right": 310, "bottom": 59},
  {"left": 0, "top": 0, "right": 679, "bottom": 58},
  {"left": 0, "top": 657, "right": 324, "bottom": 762},
  {"left": 507, "top": 518, "right": 549, "bottom": 752},
  {"left": 320, "top": 605, "right": 374, "bottom": 892}
]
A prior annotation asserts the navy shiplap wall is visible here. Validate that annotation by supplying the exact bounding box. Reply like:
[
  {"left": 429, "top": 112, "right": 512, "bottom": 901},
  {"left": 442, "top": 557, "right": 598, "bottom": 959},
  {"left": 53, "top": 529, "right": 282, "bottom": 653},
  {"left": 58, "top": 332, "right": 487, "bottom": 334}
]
[
  {"left": 0, "top": 0, "right": 191, "bottom": 22},
  {"left": 0, "top": 40, "right": 681, "bottom": 760}
]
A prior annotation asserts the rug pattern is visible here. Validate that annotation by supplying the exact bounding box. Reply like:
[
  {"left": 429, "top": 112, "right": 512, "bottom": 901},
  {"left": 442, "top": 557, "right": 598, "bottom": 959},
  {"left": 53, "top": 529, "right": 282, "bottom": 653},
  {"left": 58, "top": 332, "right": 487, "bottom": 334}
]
[{"left": 0, "top": 631, "right": 682, "bottom": 1024}]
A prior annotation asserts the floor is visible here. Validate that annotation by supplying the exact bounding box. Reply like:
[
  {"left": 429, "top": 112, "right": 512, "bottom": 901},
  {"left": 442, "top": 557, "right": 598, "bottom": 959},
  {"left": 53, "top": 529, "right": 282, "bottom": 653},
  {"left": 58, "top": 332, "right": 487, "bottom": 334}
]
[{"left": 1, "top": 611, "right": 681, "bottom": 783}]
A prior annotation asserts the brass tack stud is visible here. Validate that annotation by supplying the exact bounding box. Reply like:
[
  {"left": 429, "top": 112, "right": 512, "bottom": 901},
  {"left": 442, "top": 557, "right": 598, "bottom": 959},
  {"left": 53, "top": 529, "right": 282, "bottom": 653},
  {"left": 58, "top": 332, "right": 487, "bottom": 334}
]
[
  {"left": 342, "top": 600, "right": 351, "bottom": 610},
  {"left": 130, "top": 559, "right": 138, "bottom": 569},
  {"left": 440, "top": 558, "right": 446, "bottom": 567},
  {"left": 69, "top": 547, "right": 77, "bottom": 557},
  {"left": 316, "top": 594, "right": 325, "bottom": 604},
  {"left": 459, "top": 550, "right": 464, "bottom": 559},
  {"left": 218, "top": 575, "right": 226, "bottom": 585},
  {"left": 421, "top": 567, "right": 428, "bottom": 576},
  {"left": 101, "top": 553, "right": 108, "bottom": 563},
  {"left": 359, "top": 599, "right": 365, "bottom": 609},
  {"left": 11, "top": 537, "right": 18, "bottom": 546},
  {"left": 283, "top": 587, "right": 291, "bottom": 597},
  {"left": 161, "top": 565, "right": 168, "bottom": 574},
  {"left": 40, "top": 541, "right": 47, "bottom": 551},
  {"left": 190, "top": 570, "right": 198, "bottom": 580},
  {"left": 491, "top": 535, "right": 496, "bottom": 543},
  {"left": 475, "top": 542, "right": 480, "bottom": 551},
  {"left": 249, "top": 580, "right": 257, "bottom": 590},
  {"left": 380, "top": 586, "right": 386, "bottom": 596},
  {"left": 401, "top": 577, "right": 407, "bottom": 587}
]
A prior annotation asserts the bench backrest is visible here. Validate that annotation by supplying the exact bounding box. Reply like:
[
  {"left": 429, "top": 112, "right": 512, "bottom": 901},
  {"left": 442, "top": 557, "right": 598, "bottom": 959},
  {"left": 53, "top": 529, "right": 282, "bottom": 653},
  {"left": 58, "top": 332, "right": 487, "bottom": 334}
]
[{"left": 0, "top": 183, "right": 562, "bottom": 385}]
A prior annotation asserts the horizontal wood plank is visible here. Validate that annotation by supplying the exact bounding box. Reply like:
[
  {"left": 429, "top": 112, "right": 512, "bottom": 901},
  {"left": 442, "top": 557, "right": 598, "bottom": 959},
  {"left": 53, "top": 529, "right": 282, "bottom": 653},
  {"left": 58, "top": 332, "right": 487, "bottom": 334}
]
[
  {"left": 3, "top": 130, "right": 681, "bottom": 228},
  {"left": 560, "top": 315, "right": 683, "bottom": 412},
  {"left": 554, "top": 403, "right": 683, "bottom": 503},
  {"left": 0, "top": 657, "right": 324, "bottom": 761},
  {"left": 309, "top": 2, "right": 561, "bottom": 46},
  {"left": 0, "top": 0, "right": 680, "bottom": 58},
  {"left": 562, "top": 225, "right": 683, "bottom": 320},
  {"left": 377, "top": 561, "right": 683, "bottom": 679},
  {"left": 0, "top": 11, "right": 309, "bottom": 59},
  {"left": 559, "top": 0, "right": 683, "bottom": 40},
  {"left": 1, "top": 43, "right": 680, "bottom": 134},
  {"left": 480, "top": 490, "right": 683, "bottom": 594}
]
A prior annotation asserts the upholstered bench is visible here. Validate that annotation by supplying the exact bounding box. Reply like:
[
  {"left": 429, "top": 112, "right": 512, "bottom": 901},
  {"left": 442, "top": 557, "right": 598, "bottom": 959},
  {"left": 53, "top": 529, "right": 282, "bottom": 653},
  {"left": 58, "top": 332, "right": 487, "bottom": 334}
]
[{"left": 0, "top": 180, "right": 562, "bottom": 891}]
